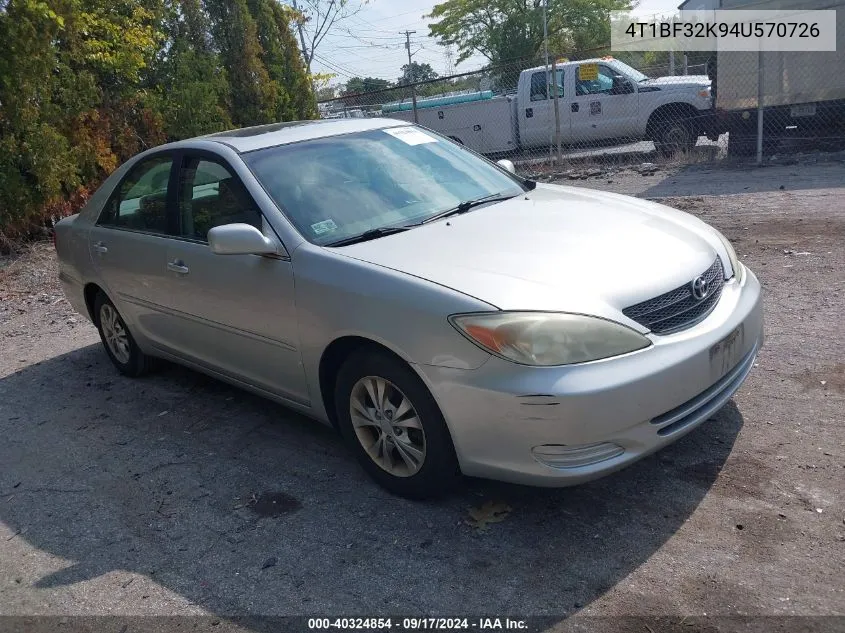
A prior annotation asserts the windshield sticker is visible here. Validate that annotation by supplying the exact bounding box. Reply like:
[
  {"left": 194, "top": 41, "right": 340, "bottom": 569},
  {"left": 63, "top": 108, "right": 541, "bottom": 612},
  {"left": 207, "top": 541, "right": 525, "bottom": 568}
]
[
  {"left": 384, "top": 127, "right": 437, "bottom": 145},
  {"left": 311, "top": 219, "right": 338, "bottom": 235}
]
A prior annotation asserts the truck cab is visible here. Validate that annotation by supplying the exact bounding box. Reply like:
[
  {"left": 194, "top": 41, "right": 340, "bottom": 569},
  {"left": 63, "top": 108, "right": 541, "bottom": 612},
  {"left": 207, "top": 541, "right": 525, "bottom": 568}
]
[{"left": 516, "top": 58, "right": 715, "bottom": 154}]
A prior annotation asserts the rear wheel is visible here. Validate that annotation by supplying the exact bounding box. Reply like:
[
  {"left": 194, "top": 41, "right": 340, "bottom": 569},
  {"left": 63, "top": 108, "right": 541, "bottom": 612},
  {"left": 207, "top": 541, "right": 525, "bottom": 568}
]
[
  {"left": 94, "top": 292, "right": 156, "bottom": 377},
  {"left": 334, "top": 350, "right": 460, "bottom": 499}
]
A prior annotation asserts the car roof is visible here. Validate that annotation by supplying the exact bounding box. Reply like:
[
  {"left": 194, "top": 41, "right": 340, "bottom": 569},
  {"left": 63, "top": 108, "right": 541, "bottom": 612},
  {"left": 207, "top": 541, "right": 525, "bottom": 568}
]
[{"left": 199, "top": 117, "right": 407, "bottom": 153}]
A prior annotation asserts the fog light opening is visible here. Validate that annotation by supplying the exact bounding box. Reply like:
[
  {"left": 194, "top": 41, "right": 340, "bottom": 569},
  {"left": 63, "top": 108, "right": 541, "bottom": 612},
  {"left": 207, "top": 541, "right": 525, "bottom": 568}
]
[{"left": 531, "top": 442, "right": 625, "bottom": 469}]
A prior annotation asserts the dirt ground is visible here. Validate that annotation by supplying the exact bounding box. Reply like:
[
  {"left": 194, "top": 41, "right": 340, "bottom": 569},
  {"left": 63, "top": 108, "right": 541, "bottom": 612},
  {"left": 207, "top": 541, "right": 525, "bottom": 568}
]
[{"left": 0, "top": 158, "right": 843, "bottom": 630}]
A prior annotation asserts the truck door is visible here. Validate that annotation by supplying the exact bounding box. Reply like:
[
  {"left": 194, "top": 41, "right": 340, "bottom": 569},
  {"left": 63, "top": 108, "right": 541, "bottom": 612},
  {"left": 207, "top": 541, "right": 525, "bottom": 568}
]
[
  {"left": 519, "top": 68, "right": 570, "bottom": 149},
  {"left": 570, "top": 63, "right": 639, "bottom": 145}
]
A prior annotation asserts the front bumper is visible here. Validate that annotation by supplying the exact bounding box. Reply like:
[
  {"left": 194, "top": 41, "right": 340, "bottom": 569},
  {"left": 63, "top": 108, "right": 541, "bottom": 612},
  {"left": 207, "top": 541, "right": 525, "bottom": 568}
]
[{"left": 416, "top": 266, "right": 763, "bottom": 486}]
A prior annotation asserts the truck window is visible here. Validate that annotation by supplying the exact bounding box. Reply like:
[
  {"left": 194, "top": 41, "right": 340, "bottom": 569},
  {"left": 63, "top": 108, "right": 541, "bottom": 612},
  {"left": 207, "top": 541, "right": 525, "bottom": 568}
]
[
  {"left": 575, "top": 65, "right": 615, "bottom": 96},
  {"left": 530, "top": 69, "right": 564, "bottom": 102}
]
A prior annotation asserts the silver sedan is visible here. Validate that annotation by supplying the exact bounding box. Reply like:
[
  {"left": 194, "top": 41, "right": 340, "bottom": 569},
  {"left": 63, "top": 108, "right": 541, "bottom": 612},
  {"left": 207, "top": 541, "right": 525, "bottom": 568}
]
[{"left": 55, "top": 119, "right": 763, "bottom": 498}]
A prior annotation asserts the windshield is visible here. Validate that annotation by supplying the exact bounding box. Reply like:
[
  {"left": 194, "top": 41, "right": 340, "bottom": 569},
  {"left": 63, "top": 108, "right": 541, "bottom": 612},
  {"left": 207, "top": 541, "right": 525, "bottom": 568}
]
[
  {"left": 609, "top": 60, "right": 649, "bottom": 82},
  {"left": 243, "top": 127, "right": 525, "bottom": 246}
]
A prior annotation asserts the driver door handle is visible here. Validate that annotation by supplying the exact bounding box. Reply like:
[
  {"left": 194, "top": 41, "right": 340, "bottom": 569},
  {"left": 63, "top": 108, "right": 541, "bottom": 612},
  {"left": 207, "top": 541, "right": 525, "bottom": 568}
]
[
  {"left": 167, "top": 260, "right": 189, "bottom": 275},
  {"left": 93, "top": 241, "right": 108, "bottom": 254}
]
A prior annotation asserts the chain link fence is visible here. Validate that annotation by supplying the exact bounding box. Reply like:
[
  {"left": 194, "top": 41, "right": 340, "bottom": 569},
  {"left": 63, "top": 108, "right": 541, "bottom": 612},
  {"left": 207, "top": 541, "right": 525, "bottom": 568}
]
[{"left": 318, "top": 44, "right": 845, "bottom": 176}]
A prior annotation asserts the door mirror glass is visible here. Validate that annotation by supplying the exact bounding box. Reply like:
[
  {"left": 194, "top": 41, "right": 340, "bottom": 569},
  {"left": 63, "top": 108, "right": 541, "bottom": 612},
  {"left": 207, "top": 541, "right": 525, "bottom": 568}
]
[
  {"left": 496, "top": 159, "right": 516, "bottom": 174},
  {"left": 612, "top": 75, "right": 634, "bottom": 95},
  {"left": 207, "top": 223, "right": 278, "bottom": 256}
]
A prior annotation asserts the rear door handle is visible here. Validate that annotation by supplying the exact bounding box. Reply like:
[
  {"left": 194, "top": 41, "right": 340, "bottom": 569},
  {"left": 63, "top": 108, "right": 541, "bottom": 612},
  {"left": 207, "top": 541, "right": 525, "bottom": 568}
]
[
  {"left": 525, "top": 108, "right": 533, "bottom": 118},
  {"left": 93, "top": 241, "right": 108, "bottom": 254},
  {"left": 167, "top": 260, "right": 189, "bottom": 275}
]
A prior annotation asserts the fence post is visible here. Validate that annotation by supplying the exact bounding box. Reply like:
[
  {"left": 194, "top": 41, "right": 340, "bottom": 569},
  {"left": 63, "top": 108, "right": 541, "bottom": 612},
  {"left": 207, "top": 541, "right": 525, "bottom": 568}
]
[
  {"left": 756, "top": 47, "right": 764, "bottom": 165},
  {"left": 683, "top": 54, "right": 689, "bottom": 75},
  {"left": 669, "top": 50, "right": 675, "bottom": 75},
  {"left": 551, "top": 56, "right": 562, "bottom": 163}
]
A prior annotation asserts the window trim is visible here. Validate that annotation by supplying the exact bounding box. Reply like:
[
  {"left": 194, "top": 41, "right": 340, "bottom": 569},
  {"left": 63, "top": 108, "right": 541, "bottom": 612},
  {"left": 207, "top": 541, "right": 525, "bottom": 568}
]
[
  {"left": 574, "top": 64, "right": 618, "bottom": 98},
  {"left": 96, "top": 151, "right": 179, "bottom": 237},
  {"left": 171, "top": 149, "right": 283, "bottom": 252}
]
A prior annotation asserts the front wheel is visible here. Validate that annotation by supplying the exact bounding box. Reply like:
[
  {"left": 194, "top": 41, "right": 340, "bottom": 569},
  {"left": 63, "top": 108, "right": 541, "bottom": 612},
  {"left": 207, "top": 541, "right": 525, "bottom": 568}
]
[
  {"left": 655, "top": 119, "right": 695, "bottom": 157},
  {"left": 334, "top": 350, "right": 460, "bottom": 499}
]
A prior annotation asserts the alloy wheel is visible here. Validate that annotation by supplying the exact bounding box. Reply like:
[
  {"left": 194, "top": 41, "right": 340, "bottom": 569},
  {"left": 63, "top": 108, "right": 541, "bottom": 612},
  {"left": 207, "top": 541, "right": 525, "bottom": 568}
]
[
  {"left": 349, "top": 376, "right": 426, "bottom": 477},
  {"left": 99, "top": 303, "right": 131, "bottom": 364}
]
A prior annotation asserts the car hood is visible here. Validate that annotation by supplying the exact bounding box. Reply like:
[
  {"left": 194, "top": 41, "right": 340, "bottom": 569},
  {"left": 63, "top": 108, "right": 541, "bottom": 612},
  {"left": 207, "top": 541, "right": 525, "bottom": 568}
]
[
  {"left": 642, "top": 75, "right": 710, "bottom": 90},
  {"left": 337, "top": 184, "right": 724, "bottom": 327}
]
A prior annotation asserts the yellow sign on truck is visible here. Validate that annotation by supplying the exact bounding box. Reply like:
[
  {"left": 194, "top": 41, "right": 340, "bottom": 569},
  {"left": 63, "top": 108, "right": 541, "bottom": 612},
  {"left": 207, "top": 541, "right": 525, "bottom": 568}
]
[{"left": 578, "top": 63, "right": 598, "bottom": 81}]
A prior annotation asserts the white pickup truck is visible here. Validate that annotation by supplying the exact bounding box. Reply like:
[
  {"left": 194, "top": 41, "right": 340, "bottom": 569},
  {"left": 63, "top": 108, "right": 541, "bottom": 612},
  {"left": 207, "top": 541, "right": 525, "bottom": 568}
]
[{"left": 384, "top": 57, "right": 717, "bottom": 156}]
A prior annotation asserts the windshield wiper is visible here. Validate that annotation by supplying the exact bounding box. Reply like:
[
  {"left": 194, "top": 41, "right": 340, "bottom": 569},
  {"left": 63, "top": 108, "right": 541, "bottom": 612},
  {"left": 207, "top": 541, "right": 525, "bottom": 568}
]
[
  {"left": 324, "top": 225, "right": 416, "bottom": 247},
  {"left": 422, "top": 192, "right": 520, "bottom": 224}
]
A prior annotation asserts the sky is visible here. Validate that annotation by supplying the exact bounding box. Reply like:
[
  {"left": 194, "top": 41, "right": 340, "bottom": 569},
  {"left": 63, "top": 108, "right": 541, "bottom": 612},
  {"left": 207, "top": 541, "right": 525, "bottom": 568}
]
[{"left": 307, "top": 0, "right": 685, "bottom": 87}]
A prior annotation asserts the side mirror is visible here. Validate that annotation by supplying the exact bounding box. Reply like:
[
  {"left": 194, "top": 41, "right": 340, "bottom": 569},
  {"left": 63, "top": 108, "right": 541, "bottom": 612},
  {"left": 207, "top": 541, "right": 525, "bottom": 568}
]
[
  {"left": 612, "top": 75, "right": 634, "bottom": 94},
  {"left": 496, "top": 159, "right": 516, "bottom": 174},
  {"left": 208, "top": 223, "right": 279, "bottom": 256}
]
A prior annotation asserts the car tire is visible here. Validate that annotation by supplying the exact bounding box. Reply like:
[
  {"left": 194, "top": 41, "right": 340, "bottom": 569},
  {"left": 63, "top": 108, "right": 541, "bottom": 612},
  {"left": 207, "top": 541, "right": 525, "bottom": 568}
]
[
  {"left": 94, "top": 291, "right": 156, "bottom": 377},
  {"left": 655, "top": 119, "right": 694, "bottom": 156},
  {"left": 334, "top": 349, "right": 460, "bottom": 499}
]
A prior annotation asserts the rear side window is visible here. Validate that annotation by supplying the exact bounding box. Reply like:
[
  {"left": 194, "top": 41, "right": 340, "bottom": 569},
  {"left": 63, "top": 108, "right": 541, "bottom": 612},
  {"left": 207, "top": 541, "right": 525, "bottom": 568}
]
[
  {"left": 177, "top": 158, "right": 262, "bottom": 242},
  {"left": 98, "top": 156, "right": 173, "bottom": 233},
  {"left": 529, "top": 69, "right": 564, "bottom": 101},
  {"left": 530, "top": 72, "right": 547, "bottom": 101}
]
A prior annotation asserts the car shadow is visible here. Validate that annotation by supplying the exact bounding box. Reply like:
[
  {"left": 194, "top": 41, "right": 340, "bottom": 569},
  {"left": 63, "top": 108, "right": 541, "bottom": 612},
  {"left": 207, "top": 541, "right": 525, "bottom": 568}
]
[{"left": 0, "top": 344, "right": 744, "bottom": 624}]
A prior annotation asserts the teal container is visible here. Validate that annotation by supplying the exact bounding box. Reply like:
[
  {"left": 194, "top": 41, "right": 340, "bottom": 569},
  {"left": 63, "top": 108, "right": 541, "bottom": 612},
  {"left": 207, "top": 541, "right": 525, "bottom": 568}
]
[{"left": 382, "top": 91, "right": 494, "bottom": 113}]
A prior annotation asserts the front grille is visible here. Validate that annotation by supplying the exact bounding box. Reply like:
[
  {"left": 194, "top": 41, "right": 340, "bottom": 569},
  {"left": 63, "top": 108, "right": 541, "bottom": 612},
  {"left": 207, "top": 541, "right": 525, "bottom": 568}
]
[{"left": 623, "top": 258, "right": 725, "bottom": 334}]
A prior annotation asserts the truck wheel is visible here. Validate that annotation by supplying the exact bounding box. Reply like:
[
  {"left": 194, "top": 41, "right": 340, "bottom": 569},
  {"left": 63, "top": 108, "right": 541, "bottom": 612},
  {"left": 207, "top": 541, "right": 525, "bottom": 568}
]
[{"left": 655, "top": 119, "right": 694, "bottom": 157}]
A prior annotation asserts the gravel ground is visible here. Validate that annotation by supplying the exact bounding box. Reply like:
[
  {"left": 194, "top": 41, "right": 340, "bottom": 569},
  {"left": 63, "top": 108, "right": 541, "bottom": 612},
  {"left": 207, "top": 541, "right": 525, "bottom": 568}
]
[{"left": 0, "top": 159, "right": 843, "bottom": 630}]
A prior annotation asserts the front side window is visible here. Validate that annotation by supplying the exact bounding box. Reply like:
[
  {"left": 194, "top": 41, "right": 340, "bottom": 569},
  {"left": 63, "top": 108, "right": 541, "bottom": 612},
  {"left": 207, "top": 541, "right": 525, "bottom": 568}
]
[
  {"left": 243, "top": 127, "right": 526, "bottom": 246},
  {"left": 99, "top": 155, "right": 172, "bottom": 233},
  {"left": 576, "top": 65, "right": 616, "bottom": 96},
  {"left": 177, "top": 158, "right": 262, "bottom": 241}
]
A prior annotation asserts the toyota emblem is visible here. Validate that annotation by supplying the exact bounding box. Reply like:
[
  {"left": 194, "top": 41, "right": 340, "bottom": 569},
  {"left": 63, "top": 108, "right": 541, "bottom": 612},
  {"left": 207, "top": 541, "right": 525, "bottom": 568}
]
[{"left": 691, "top": 275, "right": 709, "bottom": 300}]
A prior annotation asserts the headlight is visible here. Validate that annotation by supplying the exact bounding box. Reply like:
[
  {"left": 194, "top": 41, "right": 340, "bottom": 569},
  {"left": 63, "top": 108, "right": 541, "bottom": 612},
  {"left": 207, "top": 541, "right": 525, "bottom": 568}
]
[
  {"left": 715, "top": 230, "right": 744, "bottom": 282},
  {"left": 449, "top": 312, "right": 651, "bottom": 366}
]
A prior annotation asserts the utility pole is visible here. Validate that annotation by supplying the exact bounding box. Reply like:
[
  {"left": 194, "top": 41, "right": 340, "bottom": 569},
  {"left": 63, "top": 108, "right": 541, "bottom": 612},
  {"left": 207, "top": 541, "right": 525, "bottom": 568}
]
[{"left": 402, "top": 30, "right": 419, "bottom": 124}]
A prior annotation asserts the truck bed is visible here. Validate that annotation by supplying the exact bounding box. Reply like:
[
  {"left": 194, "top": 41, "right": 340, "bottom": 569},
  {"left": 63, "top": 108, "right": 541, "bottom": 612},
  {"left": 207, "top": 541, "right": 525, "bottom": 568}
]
[{"left": 384, "top": 95, "right": 518, "bottom": 155}]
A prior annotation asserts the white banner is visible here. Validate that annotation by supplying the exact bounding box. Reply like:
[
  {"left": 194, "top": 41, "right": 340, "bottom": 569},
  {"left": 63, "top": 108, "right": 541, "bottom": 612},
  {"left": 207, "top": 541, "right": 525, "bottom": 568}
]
[{"left": 611, "top": 9, "right": 837, "bottom": 51}]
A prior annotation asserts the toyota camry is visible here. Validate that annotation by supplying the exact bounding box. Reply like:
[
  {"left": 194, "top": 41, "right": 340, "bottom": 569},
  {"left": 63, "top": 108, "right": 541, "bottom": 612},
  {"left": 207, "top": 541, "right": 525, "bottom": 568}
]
[{"left": 54, "top": 119, "right": 763, "bottom": 498}]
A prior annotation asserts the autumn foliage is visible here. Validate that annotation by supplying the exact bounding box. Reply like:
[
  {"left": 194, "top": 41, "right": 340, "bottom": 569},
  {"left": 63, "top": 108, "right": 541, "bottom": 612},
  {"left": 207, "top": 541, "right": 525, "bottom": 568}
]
[{"left": 0, "top": 0, "right": 316, "bottom": 245}]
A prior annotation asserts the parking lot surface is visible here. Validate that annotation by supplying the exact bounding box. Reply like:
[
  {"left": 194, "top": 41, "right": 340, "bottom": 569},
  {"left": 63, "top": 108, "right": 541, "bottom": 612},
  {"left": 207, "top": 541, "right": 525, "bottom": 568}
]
[{"left": 1, "top": 160, "right": 843, "bottom": 627}]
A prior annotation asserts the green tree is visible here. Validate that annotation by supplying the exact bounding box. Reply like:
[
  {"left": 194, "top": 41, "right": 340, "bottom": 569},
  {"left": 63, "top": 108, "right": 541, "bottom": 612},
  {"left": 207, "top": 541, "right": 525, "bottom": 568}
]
[
  {"left": 427, "top": 0, "right": 632, "bottom": 67},
  {"left": 0, "top": 0, "right": 318, "bottom": 243},
  {"left": 247, "top": 0, "right": 316, "bottom": 121},
  {"left": 0, "top": 0, "right": 77, "bottom": 238},
  {"left": 153, "top": 0, "right": 232, "bottom": 140},
  {"left": 343, "top": 76, "right": 393, "bottom": 94},
  {"left": 206, "top": 0, "right": 275, "bottom": 126},
  {"left": 397, "top": 62, "right": 439, "bottom": 85}
]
